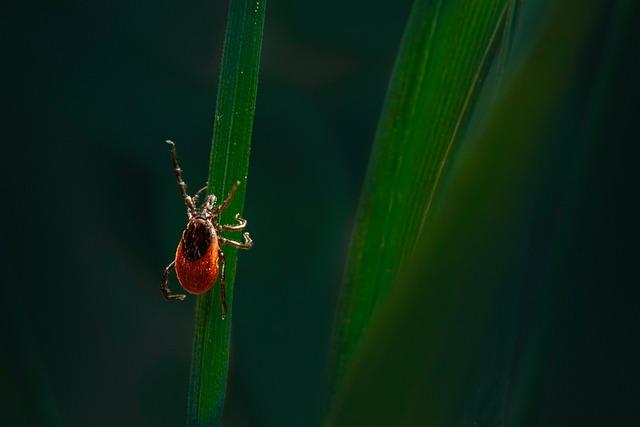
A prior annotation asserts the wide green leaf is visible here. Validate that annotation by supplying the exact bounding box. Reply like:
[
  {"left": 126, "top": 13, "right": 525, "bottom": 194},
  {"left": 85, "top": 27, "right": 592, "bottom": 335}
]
[
  {"left": 326, "top": 0, "right": 605, "bottom": 425},
  {"left": 330, "top": 0, "right": 514, "bottom": 396},
  {"left": 187, "top": 0, "right": 266, "bottom": 425}
]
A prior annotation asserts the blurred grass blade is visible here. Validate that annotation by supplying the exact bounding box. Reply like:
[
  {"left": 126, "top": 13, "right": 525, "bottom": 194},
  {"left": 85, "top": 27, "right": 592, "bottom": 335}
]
[
  {"left": 330, "top": 0, "right": 514, "bottom": 395},
  {"left": 187, "top": 0, "right": 265, "bottom": 425},
  {"left": 326, "top": 0, "right": 604, "bottom": 425}
]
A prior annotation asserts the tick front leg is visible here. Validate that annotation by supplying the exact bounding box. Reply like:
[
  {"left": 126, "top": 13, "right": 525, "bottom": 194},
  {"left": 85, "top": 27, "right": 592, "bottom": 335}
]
[
  {"left": 165, "top": 140, "right": 195, "bottom": 213},
  {"left": 192, "top": 183, "right": 208, "bottom": 206},
  {"left": 219, "top": 232, "right": 253, "bottom": 249},
  {"left": 221, "top": 213, "right": 247, "bottom": 231},
  {"left": 160, "top": 260, "right": 186, "bottom": 301},
  {"left": 212, "top": 180, "right": 240, "bottom": 216},
  {"left": 218, "top": 248, "right": 227, "bottom": 319}
]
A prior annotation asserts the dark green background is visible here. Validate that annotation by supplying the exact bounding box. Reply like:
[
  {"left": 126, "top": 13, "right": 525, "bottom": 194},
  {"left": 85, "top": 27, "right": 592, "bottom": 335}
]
[{"left": 2, "top": 1, "right": 639, "bottom": 426}]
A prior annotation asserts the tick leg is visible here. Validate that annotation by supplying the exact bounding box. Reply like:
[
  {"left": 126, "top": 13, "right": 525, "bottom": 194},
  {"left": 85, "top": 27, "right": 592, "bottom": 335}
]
[
  {"left": 165, "top": 140, "right": 195, "bottom": 213},
  {"left": 219, "top": 232, "right": 253, "bottom": 250},
  {"left": 160, "top": 260, "right": 186, "bottom": 301},
  {"left": 218, "top": 248, "right": 227, "bottom": 319},
  {"left": 212, "top": 180, "right": 240, "bottom": 216},
  {"left": 221, "top": 213, "right": 247, "bottom": 231},
  {"left": 192, "top": 183, "right": 208, "bottom": 206}
]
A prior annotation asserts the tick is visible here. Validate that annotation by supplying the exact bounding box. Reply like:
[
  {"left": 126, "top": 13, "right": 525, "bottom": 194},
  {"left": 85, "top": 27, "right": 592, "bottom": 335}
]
[{"left": 160, "top": 140, "right": 253, "bottom": 319}]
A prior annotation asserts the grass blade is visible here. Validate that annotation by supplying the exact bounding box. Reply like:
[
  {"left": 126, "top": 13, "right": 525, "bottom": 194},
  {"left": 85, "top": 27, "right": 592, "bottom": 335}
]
[
  {"left": 187, "top": 0, "right": 265, "bottom": 425},
  {"left": 325, "top": 0, "right": 604, "bottom": 424},
  {"left": 330, "top": 0, "right": 513, "bottom": 395}
]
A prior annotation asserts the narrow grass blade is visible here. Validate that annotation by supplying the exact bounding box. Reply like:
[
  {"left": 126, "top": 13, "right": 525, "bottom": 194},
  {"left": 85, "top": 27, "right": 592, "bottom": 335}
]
[
  {"left": 325, "top": 0, "right": 604, "bottom": 425},
  {"left": 187, "top": 0, "right": 265, "bottom": 425},
  {"left": 330, "top": 0, "right": 514, "bottom": 396}
]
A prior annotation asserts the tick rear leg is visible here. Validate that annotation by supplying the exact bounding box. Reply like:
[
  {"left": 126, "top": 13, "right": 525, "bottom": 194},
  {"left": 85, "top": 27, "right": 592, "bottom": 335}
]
[
  {"left": 221, "top": 213, "right": 247, "bottom": 231},
  {"left": 219, "top": 232, "right": 253, "bottom": 249},
  {"left": 161, "top": 260, "right": 186, "bottom": 301},
  {"left": 218, "top": 248, "right": 228, "bottom": 319}
]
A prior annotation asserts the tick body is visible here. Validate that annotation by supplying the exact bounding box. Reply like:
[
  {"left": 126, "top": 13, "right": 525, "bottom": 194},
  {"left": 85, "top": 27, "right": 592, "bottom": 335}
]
[
  {"left": 175, "top": 218, "right": 219, "bottom": 294},
  {"left": 161, "top": 140, "right": 253, "bottom": 318}
]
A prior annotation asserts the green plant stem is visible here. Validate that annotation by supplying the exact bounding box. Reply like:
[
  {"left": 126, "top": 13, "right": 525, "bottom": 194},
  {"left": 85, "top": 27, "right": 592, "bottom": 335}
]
[{"left": 187, "top": 0, "right": 265, "bottom": 425}]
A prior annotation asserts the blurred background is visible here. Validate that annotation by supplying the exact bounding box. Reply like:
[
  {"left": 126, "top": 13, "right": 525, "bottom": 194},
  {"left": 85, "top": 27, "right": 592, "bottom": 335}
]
[{"left": 2, "top": 1, "right": 639, "bottom": 426}]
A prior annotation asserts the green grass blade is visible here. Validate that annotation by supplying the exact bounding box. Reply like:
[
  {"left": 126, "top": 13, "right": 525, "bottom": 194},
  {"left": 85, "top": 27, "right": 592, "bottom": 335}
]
[
  {"left": 330, "top": 0, "right": 513, "bottom": 395},
  {"left": 187, "top": 0, "right": 265, "bottom": 425},
  {"left": 325, "top": 0, "right": 604, "bottom": 425}
]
